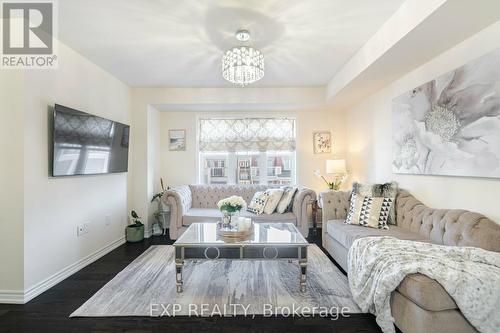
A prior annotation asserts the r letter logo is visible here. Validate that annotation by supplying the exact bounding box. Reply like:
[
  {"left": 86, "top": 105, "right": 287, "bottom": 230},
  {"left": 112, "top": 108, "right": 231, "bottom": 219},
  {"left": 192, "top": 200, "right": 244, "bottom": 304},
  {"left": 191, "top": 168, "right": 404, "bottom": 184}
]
[{"left": 1, "top": 0, "right": 57, "bottom": 69}]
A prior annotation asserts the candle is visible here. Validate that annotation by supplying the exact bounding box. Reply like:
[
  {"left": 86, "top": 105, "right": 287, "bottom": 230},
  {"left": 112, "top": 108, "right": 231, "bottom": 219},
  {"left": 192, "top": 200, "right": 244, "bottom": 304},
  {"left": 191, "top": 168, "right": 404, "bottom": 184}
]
[
  {"left": 231, "top": 216, "right": 242, "bottom": 229},
  {"left": 236, "top": 217, "right": 244, "bottom": 231},
  {"left": 240, "top": 218, "right": 251, "bottom": 231}
]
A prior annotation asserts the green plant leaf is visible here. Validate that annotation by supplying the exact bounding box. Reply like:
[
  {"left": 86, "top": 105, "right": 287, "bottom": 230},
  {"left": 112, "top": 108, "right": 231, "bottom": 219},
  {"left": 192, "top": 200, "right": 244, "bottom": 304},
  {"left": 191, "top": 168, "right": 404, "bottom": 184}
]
[{"left": 151, "top": 192, "right": 164, "bottom": 203}]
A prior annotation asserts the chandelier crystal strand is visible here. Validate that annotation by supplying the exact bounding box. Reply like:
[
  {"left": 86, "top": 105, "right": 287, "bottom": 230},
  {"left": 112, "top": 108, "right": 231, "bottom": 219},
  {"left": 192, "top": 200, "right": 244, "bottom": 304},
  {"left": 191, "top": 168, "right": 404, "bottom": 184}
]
[{"left": 222, "top": 46, "right": 265, "bottom": 87}]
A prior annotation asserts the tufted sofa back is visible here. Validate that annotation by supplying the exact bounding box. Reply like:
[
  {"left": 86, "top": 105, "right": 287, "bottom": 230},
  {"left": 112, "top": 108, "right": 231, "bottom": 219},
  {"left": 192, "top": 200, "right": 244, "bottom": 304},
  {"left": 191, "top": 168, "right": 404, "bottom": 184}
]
[
  {"left": 396, "top": 190, "right": 500, "bottom": 252},
  {"left": 189, "top": 184, "right": 275, "bottom": 208}
]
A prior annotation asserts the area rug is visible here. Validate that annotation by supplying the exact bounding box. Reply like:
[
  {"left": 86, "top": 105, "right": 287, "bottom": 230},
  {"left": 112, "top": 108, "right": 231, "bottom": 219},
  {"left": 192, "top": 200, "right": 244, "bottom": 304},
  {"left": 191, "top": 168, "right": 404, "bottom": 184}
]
[{"left": 70, "top": 245, "right": 361, "bottom": 317}]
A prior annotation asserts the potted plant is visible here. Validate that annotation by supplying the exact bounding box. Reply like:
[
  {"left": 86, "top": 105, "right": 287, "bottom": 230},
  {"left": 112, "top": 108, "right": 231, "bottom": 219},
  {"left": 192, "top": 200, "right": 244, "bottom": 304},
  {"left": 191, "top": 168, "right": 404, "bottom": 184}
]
[
  {"left": 126, "top": 210, "right": 144, "bottom": 242},
  {"left": 151, "top": 177, "right": 170, "bottom": 211}
]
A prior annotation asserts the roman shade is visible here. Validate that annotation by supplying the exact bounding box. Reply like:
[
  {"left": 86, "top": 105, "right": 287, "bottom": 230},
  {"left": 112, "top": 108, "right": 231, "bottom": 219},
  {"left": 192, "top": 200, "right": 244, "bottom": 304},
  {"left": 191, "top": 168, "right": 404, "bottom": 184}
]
[{"left": 199, "top": 118, "right": 296, "bottom": 152}]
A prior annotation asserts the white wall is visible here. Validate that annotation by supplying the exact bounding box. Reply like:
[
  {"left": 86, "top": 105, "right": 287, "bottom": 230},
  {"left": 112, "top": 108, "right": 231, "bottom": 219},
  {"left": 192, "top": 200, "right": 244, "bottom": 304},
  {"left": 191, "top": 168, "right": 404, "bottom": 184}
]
[
  {"left": 158, "top": 107, "right": 346, "bottom": 194},
  {"left": 0, "top": 72, "right": 25, "bottom": 294},
  {"left": 147, "top": 106, "right": 161, "bottom": 227},
  {"left": 129, "top": 87, "right": 328, "bottom": 231},
  {"left": 20, "top": 41, "right": 131, "bottom": 294},
  {"left": 345, "top": 21, "right": 500, "bottom": 224}
]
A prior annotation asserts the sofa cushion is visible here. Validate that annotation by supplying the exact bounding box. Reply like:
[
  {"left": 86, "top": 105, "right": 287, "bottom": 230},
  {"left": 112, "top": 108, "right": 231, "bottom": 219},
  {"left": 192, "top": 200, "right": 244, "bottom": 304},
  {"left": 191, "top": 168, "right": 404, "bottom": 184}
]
[
  {"left": 391, "top": 291, "right": 475, "bottom": 333},
  {"left": 182, "top": 208, "right": 296, "bottom": 225},
  {"left": 396, "top": 274, "right": 458, "bottom": 311},
  {"left": 240, "top": 210, "right": 296, "bottom": 222},
  {"left": 182, "top": 208, "right": 222, "bottom": 225},
  {"left": 324, "top": 219, "right": 455, "bottom": 312},
  {"left": 325, "top": 219, "right": 427, "bottom": 249}
]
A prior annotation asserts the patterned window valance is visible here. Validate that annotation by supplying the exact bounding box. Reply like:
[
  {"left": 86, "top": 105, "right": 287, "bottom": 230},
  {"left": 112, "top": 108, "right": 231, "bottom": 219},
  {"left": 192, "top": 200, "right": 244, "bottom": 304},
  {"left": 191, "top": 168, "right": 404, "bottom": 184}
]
[{"left": 199, "top": 118, "right": 296, "bottom": 152}]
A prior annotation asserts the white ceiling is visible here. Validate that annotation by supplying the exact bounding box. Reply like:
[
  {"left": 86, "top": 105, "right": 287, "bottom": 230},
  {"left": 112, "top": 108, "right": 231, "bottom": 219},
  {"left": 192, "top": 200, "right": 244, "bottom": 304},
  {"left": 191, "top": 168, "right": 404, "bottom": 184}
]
[{"left": 59, "top": 0, "right": 404, "bottom": 87}]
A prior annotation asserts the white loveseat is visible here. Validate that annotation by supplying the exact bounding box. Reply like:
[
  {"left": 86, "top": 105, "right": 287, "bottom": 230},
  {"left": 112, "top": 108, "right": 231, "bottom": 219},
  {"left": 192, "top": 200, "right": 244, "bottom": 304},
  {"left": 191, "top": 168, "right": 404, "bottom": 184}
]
[{"left": 164, "top": 184, "right": 316, "bottom": 240}]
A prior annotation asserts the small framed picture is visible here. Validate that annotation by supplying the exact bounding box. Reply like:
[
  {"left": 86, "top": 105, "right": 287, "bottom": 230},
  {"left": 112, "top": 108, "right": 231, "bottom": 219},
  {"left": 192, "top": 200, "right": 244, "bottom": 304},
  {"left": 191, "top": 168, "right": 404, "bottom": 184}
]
[
  {"left": 313, "top": 131, "right": 331, "bottom": 154},
  {"left": 169, "top": 129, "right": 186, "bottom": 151}
]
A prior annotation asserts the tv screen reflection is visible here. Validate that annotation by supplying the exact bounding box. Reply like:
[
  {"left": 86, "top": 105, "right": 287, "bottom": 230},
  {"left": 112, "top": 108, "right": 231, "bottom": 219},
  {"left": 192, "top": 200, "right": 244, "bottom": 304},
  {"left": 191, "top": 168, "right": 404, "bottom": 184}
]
[{"left": 52, "top": 104, "right": 129, "bottom": 176}]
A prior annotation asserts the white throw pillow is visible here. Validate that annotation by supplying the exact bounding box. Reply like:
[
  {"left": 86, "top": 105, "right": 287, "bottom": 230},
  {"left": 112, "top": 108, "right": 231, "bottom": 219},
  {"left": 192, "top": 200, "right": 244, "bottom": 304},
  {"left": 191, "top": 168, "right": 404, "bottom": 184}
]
[
  {"left": 247, "top": 191, "right": 269, "bottom": 215},
  {"left": 276, "top": 187, "right": 297, "bottom": 214},
  {"left": 263, "top": 189, "right": 284, "bottom": 214}
]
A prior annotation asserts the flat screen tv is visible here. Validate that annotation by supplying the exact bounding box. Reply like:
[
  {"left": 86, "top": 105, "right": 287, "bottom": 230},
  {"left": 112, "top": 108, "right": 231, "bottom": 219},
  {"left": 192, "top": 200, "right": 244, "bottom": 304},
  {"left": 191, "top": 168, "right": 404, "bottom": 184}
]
[{"left": 52, "top": 104, "right": 130, "bottom": 177}]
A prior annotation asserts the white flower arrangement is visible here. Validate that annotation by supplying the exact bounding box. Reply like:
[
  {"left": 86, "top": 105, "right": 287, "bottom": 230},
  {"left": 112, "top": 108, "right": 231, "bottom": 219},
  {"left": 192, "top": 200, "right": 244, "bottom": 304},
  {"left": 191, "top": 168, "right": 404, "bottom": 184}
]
[{"left": 217, "top": 195, "right": 246, "bottom": 213}]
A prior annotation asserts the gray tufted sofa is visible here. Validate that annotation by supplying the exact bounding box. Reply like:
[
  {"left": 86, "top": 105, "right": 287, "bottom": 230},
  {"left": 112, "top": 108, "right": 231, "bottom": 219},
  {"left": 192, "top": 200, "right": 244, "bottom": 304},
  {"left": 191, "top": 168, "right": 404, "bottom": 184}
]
[
  {"left": 164, "top": 184, "right": 316, "bottom": 240},
  {"left": 320, "top": 189, "right": 500, "bottom": 333}
]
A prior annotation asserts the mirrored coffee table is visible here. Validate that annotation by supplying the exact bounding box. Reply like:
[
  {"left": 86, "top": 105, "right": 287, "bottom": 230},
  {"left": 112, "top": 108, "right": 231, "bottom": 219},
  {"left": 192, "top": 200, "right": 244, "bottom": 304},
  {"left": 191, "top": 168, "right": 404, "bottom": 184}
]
[{"left": 173, "top": 222, "right": 309, "bottom": 293}]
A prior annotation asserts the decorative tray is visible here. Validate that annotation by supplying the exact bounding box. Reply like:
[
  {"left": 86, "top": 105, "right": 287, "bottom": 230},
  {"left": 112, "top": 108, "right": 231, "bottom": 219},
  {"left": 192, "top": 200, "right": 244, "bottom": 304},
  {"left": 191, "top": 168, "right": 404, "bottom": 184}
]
[{"left": 216, "top": 221, "right": 254, "bottom": 239}]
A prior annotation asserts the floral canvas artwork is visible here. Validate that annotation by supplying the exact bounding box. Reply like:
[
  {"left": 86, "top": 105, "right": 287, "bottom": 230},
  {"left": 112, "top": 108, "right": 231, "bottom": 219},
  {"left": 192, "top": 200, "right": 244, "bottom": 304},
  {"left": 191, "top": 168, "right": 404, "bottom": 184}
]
[
  {"left": 392, "top": 49, "right": 500, "bottom": 178},
  {"left": 313, "top": 131, "right": 331, "bottom": 154}
]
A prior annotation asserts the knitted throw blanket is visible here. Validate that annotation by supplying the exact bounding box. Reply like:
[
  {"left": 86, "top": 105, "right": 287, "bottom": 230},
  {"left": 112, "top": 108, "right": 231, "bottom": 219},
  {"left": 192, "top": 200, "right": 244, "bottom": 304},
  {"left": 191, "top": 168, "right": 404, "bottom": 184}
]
[{"left": 348, "top": 236, "right": 500, "bottom": 333}]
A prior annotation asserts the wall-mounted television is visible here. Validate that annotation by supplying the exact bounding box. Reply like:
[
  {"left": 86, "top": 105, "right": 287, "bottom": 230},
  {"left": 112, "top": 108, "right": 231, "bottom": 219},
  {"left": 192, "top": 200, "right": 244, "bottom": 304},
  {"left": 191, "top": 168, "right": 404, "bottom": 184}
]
[{"left": 51, "top": 104, "right": 130, "bottom": 177}]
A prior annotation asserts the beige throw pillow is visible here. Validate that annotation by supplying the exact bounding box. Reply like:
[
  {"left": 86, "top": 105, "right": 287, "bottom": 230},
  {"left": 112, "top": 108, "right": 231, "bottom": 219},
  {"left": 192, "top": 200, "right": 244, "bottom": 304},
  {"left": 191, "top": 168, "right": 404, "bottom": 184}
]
[{"left": 263, "top": 189, "right": 284, "bottom": 214}]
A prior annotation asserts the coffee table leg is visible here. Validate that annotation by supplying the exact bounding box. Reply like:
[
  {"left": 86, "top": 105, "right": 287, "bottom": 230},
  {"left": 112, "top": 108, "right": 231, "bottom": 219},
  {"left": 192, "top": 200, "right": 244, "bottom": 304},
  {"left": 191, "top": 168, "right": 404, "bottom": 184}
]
[
  {"left": 299, "top": 258, "right": 307, "bottom": 292},
  {"left": 175, "top": 258, "right": 183, "bottom": 293}
]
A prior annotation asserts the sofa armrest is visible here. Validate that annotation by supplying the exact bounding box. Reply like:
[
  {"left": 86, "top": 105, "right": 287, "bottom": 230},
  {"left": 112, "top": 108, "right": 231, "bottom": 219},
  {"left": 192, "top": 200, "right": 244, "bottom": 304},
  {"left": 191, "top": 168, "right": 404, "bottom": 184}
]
[
  {"left": 292, "top": 187, "right": 317, "bottom": 238},
  {"left": 164, "top": 185, "right": 192, "bottom": 239},
  {"left": 319, "top": 190, "right": 351, "bottom": 223}
]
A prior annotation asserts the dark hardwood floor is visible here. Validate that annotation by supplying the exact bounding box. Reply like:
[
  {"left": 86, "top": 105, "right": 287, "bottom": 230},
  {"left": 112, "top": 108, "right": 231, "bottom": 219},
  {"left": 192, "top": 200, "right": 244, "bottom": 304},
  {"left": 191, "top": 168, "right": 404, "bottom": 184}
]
[{"left": 0, "top": 229, "right": 382, "bottom": 333}]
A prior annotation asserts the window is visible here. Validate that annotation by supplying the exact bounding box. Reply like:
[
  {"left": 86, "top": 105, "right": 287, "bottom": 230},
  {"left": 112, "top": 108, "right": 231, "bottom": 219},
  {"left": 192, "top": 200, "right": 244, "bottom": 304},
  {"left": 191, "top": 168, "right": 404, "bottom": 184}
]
[
  {"left": 201, "top": 153, "right": 228, "bottom": 184},
  {"left": 199, "top": 118, "right": 296, "bottom": 185}
]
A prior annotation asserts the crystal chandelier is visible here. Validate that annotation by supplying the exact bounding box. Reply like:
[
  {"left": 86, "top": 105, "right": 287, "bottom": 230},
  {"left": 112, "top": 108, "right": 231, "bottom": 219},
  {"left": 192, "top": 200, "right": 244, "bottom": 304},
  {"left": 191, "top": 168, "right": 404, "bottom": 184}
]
[{"left": 222, "top": 30, "right": 264, "bottom": 87}]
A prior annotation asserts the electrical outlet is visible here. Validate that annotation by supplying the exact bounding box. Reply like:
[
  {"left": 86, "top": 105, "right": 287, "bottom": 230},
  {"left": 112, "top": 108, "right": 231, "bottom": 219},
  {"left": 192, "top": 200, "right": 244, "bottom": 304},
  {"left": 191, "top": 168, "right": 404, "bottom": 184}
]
[
  {"left": 77, "top": 225, "right": 84, "bottom": 236},
  {"left": 105, "top": 214, "right": 112, "bottom": 226},
  {"left": 77, "top": 222, "right": 90, "bottom": 236}
]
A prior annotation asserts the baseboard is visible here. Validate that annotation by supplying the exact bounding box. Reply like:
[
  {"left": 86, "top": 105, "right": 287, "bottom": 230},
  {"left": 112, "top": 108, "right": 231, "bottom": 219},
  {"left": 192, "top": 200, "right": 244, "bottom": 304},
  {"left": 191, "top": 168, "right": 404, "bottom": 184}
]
[
  {"left": 0, "top": 290, "right": 25, "bottom": 304},
  {"left": 21, "top": 236, "right": 126, "bottom": 304}
]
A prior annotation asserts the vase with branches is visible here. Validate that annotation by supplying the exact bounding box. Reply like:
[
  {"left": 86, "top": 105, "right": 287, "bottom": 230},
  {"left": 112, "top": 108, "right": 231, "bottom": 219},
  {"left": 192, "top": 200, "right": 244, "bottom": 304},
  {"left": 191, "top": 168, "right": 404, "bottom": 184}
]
[
  {"left": 314, "top": 170, "right": 345, "bottom": 191},
  {"left": 150, "top": 178, "right": 170, "bottom": 235}
]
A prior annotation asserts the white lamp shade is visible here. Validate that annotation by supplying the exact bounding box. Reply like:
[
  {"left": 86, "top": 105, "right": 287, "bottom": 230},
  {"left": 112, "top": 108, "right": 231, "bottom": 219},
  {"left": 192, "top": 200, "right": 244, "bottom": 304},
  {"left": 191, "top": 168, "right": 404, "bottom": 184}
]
[{"left": 326, "top": 159, "right": 346, "bottom": 174}]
